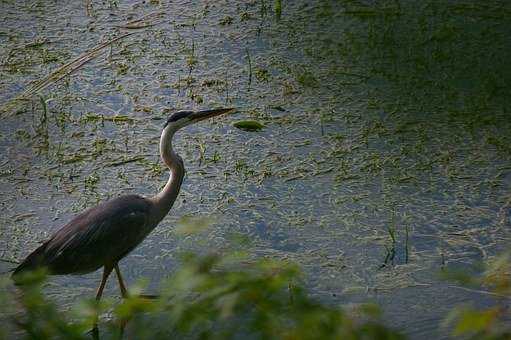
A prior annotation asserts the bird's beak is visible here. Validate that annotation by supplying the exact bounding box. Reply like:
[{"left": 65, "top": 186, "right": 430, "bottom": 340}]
[{"left": 190, "top": 108, "right": 236, "bottom": 122}]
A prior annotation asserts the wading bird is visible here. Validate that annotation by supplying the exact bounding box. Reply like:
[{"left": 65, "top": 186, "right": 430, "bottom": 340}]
[{"left": 13, "top": 108, "right": 235, "bottom": 302}]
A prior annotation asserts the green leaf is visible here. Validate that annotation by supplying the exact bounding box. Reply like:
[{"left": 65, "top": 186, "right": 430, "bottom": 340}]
[{"left": 232, "top": 120, "right": 265, "bottom": 131}]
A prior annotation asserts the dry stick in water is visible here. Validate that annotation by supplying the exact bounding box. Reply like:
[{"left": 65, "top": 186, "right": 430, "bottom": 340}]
[
  {"left": 85, "top": 0, "right": 92, "bottom": 16},
  {"left": 118, "top": 11, "right": 166, "bottom": 29},
  {"left": 21, "top": 32, "right": 137, "bottom": 98},
  {"left": 246, "top": 48, "right": 252, "bottom": 88},
  {"left": 2, "top": 12, "right": 167, "bottom": 116},
  {"left": 0, "top": 33, "right": 137, "bottom": 117}
]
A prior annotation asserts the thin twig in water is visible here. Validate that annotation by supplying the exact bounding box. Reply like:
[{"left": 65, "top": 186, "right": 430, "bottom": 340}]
[
  {"left": 405, "top": 224, "right": 410, "bottom": 264},
  {"left": 448, "top": 285, "right": 511, "bottom": 299},
  {"left": 246, "top": 48, "right": 252, "bottom": 89},
  {"left": 85, "top": 0, "right": 92, "bottom": 16},
  {"left": 104, "top": 156, "right": 146, "bottom": 167},
  {"left": 118, "top": 11, "right": 166, "bottom": 29}
]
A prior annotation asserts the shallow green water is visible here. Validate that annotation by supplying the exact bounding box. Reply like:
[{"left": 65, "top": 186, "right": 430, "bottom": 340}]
[{"left": 1, "top": 1, "right": 510, "bottom": 338}]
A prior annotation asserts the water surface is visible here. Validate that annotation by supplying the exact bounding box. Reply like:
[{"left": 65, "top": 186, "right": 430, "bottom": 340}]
[{"left": 1, "top": 1, "right": 510, "bottom": 338}]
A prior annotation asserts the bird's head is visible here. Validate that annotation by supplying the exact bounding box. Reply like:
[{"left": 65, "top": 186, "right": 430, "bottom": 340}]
[
  {"left": 159, "top": 108, "right": 236, "bottom": 168},
  {"left": 164, "top": 108, "right": 236, "bottom": 130}
]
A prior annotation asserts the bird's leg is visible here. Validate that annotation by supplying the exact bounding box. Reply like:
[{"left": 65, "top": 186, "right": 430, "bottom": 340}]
[
  {"left": 114, "top": 263, "right": 128, "bottom": 298},
  {"left": 96, "top": 265, "right": 113, "bottom": 301},
  {"left": 114, "top": 263, "right": 159, "bottom": 300},
  {"left": 91, "top": 265, "right": 113, "bottom": 334},
  {"left": 113, "top": 264, "right": 131, "bottom": 334}
]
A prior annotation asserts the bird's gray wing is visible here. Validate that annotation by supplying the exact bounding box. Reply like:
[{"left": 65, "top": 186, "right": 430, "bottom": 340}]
[{"left": 43, "top": 202, "right": 150, "bottom": 274}]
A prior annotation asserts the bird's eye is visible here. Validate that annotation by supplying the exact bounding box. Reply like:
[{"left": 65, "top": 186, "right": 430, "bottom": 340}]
[{"left": 165, "top": 111, "right": 193, "bottom": 127}]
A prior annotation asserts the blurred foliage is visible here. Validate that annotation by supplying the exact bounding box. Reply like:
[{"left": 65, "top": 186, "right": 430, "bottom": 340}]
[
  {"left": 1, "top": 217, "right": 510, "bottom": 339},
  {"left": 3, "top": 248, "right": 511, "bottom": 339},
  {"left": 1, "top": 252, "right": 403, "bottom": 339},
  {"left": 442, "top": 251, "right": 511, "bottom": 339}
]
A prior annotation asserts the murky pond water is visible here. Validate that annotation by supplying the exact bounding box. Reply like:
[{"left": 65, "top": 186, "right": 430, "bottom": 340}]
[{"left": 1, "top": 0, "right": 510, "bottom": 338}]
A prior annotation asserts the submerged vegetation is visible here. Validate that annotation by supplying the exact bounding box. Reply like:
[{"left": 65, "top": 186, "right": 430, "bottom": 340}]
[{"left": 0, "top": 0, "right": 510, "bottom": 338}]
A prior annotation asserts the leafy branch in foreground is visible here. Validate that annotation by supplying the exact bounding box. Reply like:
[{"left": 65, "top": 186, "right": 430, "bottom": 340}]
[
  {"left": 442, "top": 251, "right": 511, "bottom": 340},
  {"left": 4, "top": 248, "right": 511, "bottom": 339},
  {"left": 3, "top": 252, "right": 402, "bottom": 340}
]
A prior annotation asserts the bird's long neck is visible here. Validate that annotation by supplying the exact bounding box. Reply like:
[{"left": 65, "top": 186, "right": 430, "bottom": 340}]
[{"left": 150, "top": 125, "right": 185, "bottom": 223}]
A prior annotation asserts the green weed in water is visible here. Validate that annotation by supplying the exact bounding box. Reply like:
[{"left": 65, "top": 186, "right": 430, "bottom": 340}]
[{"left": 233, "top": 120, "right": 264, "bottom": 131}]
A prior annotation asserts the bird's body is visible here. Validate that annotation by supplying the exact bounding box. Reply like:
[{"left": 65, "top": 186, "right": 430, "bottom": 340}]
[
  {"left": 14, "top": 194, "right": 153, "bottom": 275},
  {"left": 12, "top": 108, "right": 235, "bottom": 303}
]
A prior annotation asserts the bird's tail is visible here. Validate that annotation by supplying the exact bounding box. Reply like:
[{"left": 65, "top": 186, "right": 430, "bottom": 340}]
[{"left": 11, "top": 242, "right": 49, "bottom": 279}]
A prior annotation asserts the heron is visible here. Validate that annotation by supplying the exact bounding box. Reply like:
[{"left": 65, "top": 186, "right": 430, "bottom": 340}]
[{"left": 12, "top": 108, "right": 235, "bottom": 302}]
